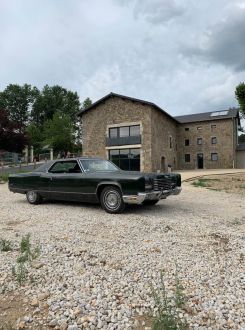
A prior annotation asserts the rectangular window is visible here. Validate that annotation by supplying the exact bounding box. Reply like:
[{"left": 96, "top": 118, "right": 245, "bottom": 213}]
[
  {"left": 211, "top": 137, "right": 217, "bottom": 144},
  {"left": 185, "top": 127, "right": 189, "bottom": 131},
  {"left": 197, "top": 126, "right": 202, "bottom": 130},
  {"left": 169, "top": 136, "right": 173, "bottom": 149},
  {"left": 211, "top": 124, "right": 216, "bottom": 131},
  {"left": 211, "top": 153, "right": 218, "bottom": 161},
  {"left": 119, "top": 126, "right": 129, "bottom": 137},
  {"left": 197, "top": 138, "right": 203, "bottom": 145},
  {"left": 109, "top": 148, "right": 140, "bottom": 171},
  {"left": 129, "top": 125, "right": 140, "bottom": 136},
  {"left": 185, "top": 154, "right": 190, "bottom": 162},
  {"left": 185, "top": 139, "right": 189, "bottom": 146},
  {"left": 109, "top": 125, "right": 140, "bottom": 138},
  {"left": 109, "top": 127, "right": 118, "bottom": 138}
]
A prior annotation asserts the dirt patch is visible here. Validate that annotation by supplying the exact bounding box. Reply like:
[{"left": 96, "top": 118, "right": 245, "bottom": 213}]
[
  {"left": 0, "top": 293, "right": 27, "bottom": 328},
  {"left": 191, "top": 173, "right": 245, "bottom": 195}
]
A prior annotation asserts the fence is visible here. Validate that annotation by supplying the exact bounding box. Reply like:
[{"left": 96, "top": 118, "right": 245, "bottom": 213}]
[
  {"left": 0, "top": 152, "right": 22, "bottom": 165},
  {"left": 38, "top": 153, "right": 51, "bottom": 162}
]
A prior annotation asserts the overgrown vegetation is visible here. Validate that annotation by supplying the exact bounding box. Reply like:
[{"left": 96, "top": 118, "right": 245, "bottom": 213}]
[
  {"left": 0, "top": 173, "right": 9, "bottom": 182},
  {"left": 192, "top": 177, "right": 220, "bottom": 188},
  {"left": 0, "top": 238, "right": 13, "bottom": 252},
  {"left": 12, "top": 234, "right": 40, "bottom": 285},
  {"left": 151, "top": 268, "right": 188, "bottom": 330}
]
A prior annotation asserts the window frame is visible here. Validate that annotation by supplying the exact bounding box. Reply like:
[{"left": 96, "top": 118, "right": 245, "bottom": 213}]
[
  {"left": 184, "top": 154, "right": 191, "bottom": 163},
  {"left": 211, "top": 153, "right": 218, "bottom": 161},
  {"left": 197, "top": 137, "right": 203, "bottom": 145},
  {"left": 185, "top": 139, "right": 190, "bottom": 146},
  {"left": 211, "top": 137, "right": 217, "bottom": 144},
  {"left": 48, "top": 160, "right": 82, "bottom": 174},
  {"left": 109, "top": 124, "right": 140, "bottom": 138},
  {"left": 169, "top": 136, "right": 173, "bottom": 149}
]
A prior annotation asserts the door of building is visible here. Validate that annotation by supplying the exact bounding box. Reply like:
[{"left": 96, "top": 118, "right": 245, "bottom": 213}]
[{"left": 197, "top": 153, "right": 204, "bottom": 169}]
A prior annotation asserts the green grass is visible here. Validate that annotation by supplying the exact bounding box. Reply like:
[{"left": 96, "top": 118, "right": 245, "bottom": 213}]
[
  {"left": 151, "top": 268, "right": 188, "bottom": 330},
  {"left": 0, "top": 239, "right": 13, "bottom": 252},
  {"left": 192, "top": 177, "right": 220, "bottom": 188},
  {"left": 0, "top": 173, "right": 9, "bottom": 182},
  {"left": 12, "top": 234, "right": 40, "bottom": 285}
]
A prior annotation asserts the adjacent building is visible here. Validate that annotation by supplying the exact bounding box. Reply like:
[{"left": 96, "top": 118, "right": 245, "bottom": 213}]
[{"left": 78, "top": 93, "right": 242, "bottom": 171}]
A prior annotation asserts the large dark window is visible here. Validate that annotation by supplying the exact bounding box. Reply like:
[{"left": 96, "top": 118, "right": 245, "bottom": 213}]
[
  {"left": 109, "top": 148, "right": 140, "bottom": 171},
  {"left": 109, "top": 125, "right": 140, "bottom": 138},
  {"left": 185, "top": 154, "right": 190, "bottom": 163},
  {"left": 185, "top": 139, "right": 190, "bottom": 146}
]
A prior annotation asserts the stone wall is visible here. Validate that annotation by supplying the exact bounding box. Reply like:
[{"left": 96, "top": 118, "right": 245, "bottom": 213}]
[
  {"left": 177, "top": 119, "right": 235, "bottom": 169},
  {"left": 81, "top": 96, "right": 153, "bottom": 171},
  {"left": 150, "top": 108, "right": 178, "bottom": 171}
]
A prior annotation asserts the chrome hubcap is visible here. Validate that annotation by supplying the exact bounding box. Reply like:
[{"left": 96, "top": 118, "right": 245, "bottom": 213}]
[
  {"left": 104, "top": 190, "right": 120, "bottom": 210},
  {"left": 27, "top": 191, "right": 36, "bottom": 203}
]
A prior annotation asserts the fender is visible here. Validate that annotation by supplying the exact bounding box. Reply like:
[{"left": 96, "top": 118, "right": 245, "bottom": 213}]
[{"left": 96, "top": 181, "right": 122, "bottom": 197}]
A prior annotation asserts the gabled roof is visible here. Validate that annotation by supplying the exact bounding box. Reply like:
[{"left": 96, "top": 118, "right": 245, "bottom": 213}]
[
  {"left": 78, "top": 92, "right": 178, "bottom": 123},
  {"left": 174, "top": 108, "right": 239, "bottom": 123}
]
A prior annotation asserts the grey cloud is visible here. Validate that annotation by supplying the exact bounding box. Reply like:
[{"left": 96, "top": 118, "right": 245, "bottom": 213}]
[
  {"left": 133, "top": 0, "right": 184, "bottom": 24},
  {"left": 183, "top": 7, "right": 245, "bottom": 72}
]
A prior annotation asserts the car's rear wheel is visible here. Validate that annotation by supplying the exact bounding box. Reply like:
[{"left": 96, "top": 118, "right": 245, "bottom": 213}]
[
  {"left": 26, "top": 191, "right": 42, "bottom": 205},
  {"left": 143, "top": 199, "right": 159, "bottom": 206},
  {"left": 100, "top": 186, "right": 125, "bottom": 214}
]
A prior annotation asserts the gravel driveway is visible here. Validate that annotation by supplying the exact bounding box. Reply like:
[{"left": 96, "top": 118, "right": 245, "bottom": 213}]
[{"left": 0, "top": 183, "right": 244, "bottom": 329}]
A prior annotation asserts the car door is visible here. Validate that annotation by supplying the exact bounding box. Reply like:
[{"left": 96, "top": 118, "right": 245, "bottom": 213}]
[{"left": 48, "top": 160, "right": 94, "bottom": 202}]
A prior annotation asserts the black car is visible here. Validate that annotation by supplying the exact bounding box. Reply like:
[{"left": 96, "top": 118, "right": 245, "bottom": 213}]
[{"left": 9, "top": 157, "right": 181, "bottom": 213}]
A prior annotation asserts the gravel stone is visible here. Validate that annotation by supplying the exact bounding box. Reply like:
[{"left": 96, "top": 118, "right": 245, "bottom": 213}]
[{"left": 0, "top": 183, "right": 244, "bottom": 329}]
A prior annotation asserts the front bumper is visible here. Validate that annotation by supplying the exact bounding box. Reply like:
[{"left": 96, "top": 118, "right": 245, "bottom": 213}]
[{"left": 123, "top": 187, "right": 181, "bottom": 205}]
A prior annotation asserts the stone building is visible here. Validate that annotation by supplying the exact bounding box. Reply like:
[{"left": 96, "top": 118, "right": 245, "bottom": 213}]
[{"left": 78, "top": 93, "right": 242, "bottom": 171}]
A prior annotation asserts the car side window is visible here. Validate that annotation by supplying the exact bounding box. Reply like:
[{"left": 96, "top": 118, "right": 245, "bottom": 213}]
[{"left": 49, "top": 161, "right": 81, "bottom": 174}]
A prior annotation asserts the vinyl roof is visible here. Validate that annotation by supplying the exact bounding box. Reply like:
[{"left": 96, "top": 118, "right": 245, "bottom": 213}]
[{"left": 174, "top": 108, "right": 239, "bottom": 123}]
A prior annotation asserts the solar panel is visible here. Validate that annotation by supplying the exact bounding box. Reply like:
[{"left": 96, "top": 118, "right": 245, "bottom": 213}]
[{"left": 210, "top": 111, "right": 229, "bottom": 117}]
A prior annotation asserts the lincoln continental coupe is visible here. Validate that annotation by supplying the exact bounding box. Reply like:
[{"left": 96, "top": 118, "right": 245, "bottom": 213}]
[{"left": 8, "top": 158, "right": 181, "bottom": 213}]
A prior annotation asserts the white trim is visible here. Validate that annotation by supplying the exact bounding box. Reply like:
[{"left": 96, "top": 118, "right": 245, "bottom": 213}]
[{"left": 105, "top": 144, "right": 142, "bottom": 150}]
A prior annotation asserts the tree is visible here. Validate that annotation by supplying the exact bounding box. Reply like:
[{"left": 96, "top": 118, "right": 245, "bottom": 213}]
[
  {"left": 82, "top": 97, "right": 92, "bottom": 110},
  {"left": 26, "top": 124, "right": 43, "bottom": 155},
  {"left": 42, "top": 112, "right": 75, "bottom": 153},
  {"left": 235, "top": 82, "right": 245, "bottom": 118},
  {"left": 31, "top": 85, "right": 80, "bottom": 127},
  {"left": 238, "top": 134, "right": 245, "bottom": 143},
  {"left": 0, "top": 108, "right": 27, "bottom": 153},
  {"left": 0, "top": 84, "right": 39, "bottom": 132}
]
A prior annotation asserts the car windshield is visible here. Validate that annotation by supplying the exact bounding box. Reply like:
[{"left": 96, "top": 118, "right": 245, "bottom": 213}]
[{"left": 80, "top": 159, "right": 119, "bottom": 172}]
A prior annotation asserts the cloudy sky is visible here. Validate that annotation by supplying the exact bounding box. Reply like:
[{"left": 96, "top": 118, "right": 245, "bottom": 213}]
[{"left": 1, "top": 0, "right": 245, "bottom": 116}]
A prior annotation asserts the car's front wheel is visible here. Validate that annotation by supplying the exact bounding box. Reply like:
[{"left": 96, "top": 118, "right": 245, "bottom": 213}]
[
  {"left": 26, "top": 191, "right": 42, "bottom": 205},
  {"left": 100, "top": 186, "right": 125, "bottom": 214}
]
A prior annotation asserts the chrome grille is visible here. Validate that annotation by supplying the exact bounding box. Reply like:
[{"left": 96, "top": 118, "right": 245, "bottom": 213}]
[{"left": 153, "top": 178, "right": 172, "bottom": 191}]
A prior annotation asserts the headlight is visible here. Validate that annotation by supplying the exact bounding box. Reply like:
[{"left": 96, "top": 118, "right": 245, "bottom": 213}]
[{"left": 145, "top": 178, "right": 153, "bottom": 191}]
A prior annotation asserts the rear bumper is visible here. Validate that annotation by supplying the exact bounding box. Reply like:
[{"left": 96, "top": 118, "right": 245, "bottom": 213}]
[{"left": 123, "top": 187, "right": 181, "bottom": 204}]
